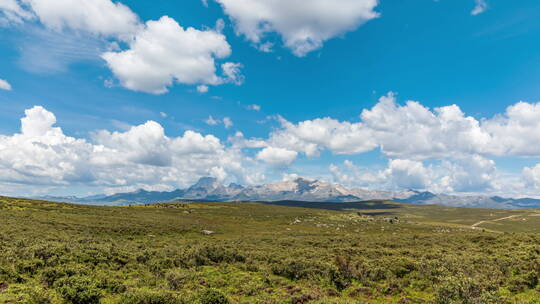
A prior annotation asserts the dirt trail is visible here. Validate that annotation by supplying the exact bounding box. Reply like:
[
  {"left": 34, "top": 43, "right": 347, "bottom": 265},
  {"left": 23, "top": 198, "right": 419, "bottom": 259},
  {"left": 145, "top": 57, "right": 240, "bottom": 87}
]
[{"left": 471, "top": 215, "right": 522, "bottom": 229}]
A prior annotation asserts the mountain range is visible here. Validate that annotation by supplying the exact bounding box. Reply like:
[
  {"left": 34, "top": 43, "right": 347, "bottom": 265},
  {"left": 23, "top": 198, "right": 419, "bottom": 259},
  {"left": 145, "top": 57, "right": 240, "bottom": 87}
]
[{"left": 29, "top": 177, "right": 540, "bottom": 209}]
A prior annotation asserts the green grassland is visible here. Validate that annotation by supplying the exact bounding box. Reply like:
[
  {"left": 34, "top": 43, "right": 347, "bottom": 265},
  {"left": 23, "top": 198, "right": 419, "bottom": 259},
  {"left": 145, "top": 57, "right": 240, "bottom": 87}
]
[{"left": 0, "top": 196, "right": 539, "bottom": 304}]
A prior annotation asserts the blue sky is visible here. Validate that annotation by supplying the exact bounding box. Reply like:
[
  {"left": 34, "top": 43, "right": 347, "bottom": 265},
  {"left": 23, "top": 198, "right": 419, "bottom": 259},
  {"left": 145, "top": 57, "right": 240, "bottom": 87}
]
[{"left": 2, "top": 0, "right": 540, "bottom": 197}]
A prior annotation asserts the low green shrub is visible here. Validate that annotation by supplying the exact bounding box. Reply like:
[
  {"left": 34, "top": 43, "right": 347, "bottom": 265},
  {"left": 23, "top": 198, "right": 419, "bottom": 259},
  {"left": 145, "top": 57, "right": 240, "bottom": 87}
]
[
  {"left": 434, "top": 274, "right": 501, "bottom": 304},
  {"left": 23, "top": 287, "right": 52, "bottom": 304},
  {"left": 16, "top": 259, "right": 44, "bottom": 275},
  {"left": 97, "top": 275, "right": 127, "bottom": 294},
  {"left": 40, "top": 267, "right": 66, "bottom": 287},
  {"left": 40, "top": 264, "right": 89, "bottom": 287},
  {"left": 507, "top": 270, "right": 539, "bottom": 292},
  {"left": 189, "top": 245, "right": 245, "bottom": 266},
  {"left": 55, "top": 275, "right": 102, "bottom": 304},
  {"left": 271, "top": 258, "right": 329, "bottom": 281},
  {"left": 198, "top": 289, "right": 229, "bottom": 304},
  {"left": 0, "top": 265, "right": 24, "bottom": 283}
]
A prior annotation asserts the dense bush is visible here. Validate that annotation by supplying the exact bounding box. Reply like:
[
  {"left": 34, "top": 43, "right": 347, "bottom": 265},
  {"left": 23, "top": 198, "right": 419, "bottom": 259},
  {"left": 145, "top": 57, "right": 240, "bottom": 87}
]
[
  {"left": 23, "top": 287, "right": 52, "bottom": 304},
  {"left": 55, "top": 276, "right": 102, "bottom": 304},
  {"left": 189, "top": 245, "right": 246, "bottom": 266},
  {"left": 0, "top": 265, "right": 24, "bottom": 283},
  {"left": 16, "top": 259, "right": 44, "bottom": 275},
  {"left": 96, "top": 275, "right": 127, "bottom": 294},
  {"left": 507, "top": 270, "right": 539, "bottom": 292},
  {"left": 434, "top": 274, "right": 501, "bottom": 304},
  {"left": 271, "top": 258, "right": 330, "bottom": 280},
  {"left": 40, "top": 264, "right": 89, "bottom": 287},
  {"left": 198, "top": 289, "right": 229, "bottom": 304}
]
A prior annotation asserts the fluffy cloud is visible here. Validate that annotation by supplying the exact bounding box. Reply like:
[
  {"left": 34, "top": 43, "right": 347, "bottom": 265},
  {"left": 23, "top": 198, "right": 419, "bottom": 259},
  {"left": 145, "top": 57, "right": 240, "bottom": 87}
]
[
  {"left": 330, "top": 159, "right": 433, "bottom": 191},
  {"left": 215, "top": 0, "right": 379, "bottom": 56},
  {"left": 0, "top": 79, "right": 12, "bottom": 90},
  {"left": 256, "top": 147, "right": 298, "bottom": 168},
  {"left": 330, "top": 155, "right": 498, "bottom": 193},
  {"left": 0, "top": 106, "right": 95, "bottom": 186},
  {"left": 471, "top": 0, "right": 488, "bottom": 16},
  {"left": 523, "top": 164, "right": 540, "bottom": 189},
  {"left": 438, "top": 155, "right": 497, "bottom": 193},
  {"left": 482, "top": 102, "right": 540, "bottom": 157},
  {"left": 92, "top": 121, "right": 174, "bottom": 167},
  {"left": 266, "top": 93, "right": 540, "bottom": 194},
  {"left": 8, "top": 0, "right": 139, "bottom": 38},
  {"left": 385, "top": 159, "right": 430, "bottom": 189},
  {"left": 270, "top": 93, "right": 540, "bottom": 160},
  {"left": 102, "top": 16, "right": 241, "bottom": 94},
  {"left": 360, "top": 93, "right": 490, "bottom": 159},
  {"left": 268, "top": 116, "right": 377, "bottom": 157},
  {"left": 20, "top": 105, "right": 56, "bottom": 136},
  {"left": 0, "top": 106, "right": 248, "bottom": 194},
  {"left": 329, "top": 160, "right": 383, "bottom": 188}
]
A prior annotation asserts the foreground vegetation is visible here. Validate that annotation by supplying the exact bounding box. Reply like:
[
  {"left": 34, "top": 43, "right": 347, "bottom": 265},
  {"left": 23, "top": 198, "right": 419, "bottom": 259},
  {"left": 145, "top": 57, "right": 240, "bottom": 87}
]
[{"left": 0, "top": 196, "right": 539, "bottom": 303}]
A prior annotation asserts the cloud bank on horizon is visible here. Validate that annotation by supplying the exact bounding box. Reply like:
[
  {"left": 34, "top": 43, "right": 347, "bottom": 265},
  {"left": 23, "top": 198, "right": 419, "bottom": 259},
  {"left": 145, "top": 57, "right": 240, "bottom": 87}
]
[{"left": 1, "top": 92, "right": 540, "bottom": 198}]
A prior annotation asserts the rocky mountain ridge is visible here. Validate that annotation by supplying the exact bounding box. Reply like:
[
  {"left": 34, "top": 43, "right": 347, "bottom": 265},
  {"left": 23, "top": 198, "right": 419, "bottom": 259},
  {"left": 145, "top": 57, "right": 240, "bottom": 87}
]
[{"left": 30, "top": 177, "right": 540, "bottom": 209}]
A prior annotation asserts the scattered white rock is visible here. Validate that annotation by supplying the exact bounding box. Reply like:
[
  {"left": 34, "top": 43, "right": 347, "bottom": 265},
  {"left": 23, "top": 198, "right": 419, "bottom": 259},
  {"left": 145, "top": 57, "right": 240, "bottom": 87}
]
[{"left": 201, "top": 230, "right": 215, "bottom": 235}]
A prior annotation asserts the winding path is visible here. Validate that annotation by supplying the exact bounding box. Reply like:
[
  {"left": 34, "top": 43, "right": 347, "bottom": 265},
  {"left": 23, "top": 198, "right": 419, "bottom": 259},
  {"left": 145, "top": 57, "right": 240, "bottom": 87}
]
[{"left": 471, "top": 215, "right": 522, "bottom": 230}]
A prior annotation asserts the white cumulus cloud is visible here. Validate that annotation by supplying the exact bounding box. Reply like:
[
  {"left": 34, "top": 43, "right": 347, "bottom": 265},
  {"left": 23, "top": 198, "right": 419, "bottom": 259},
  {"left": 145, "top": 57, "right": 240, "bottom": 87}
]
[
  {"left": 385, "top": 159, "right": 431, "bottom": 190},
  {"left": 523, "top": 164, "right": 540, "bottom": 189},
  {"left": 268, "top": 115, "right": 377, "bottom": 157},
  {"left": 360, "top": 92, "right": 490, "bottom": 159},
  {"left": 215, "top": 0, "right": 379, "bottom": 56},
  {"left": 256, "top": 147, "right": 298, "bottom": 168},
  {"left": 19, "top": 0, "right": 140, "bottom": 39},
  {"left": 270, "top": 93, "right": 540, "bottom": 161},
  {"left": 102, "top": 16, "right": 240, "bottom": 94},
  {"left": 0, "top": 105, "right": 250, "bottom": 195},
  {"left": 330, "top": 155, "right": 499, "bottom": 193}
]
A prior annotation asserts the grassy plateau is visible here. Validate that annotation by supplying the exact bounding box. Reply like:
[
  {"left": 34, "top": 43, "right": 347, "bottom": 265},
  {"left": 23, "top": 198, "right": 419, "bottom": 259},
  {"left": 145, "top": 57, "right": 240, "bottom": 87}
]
[{"left": 0, "top": 196, "right": 539, "bottom": 304}]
